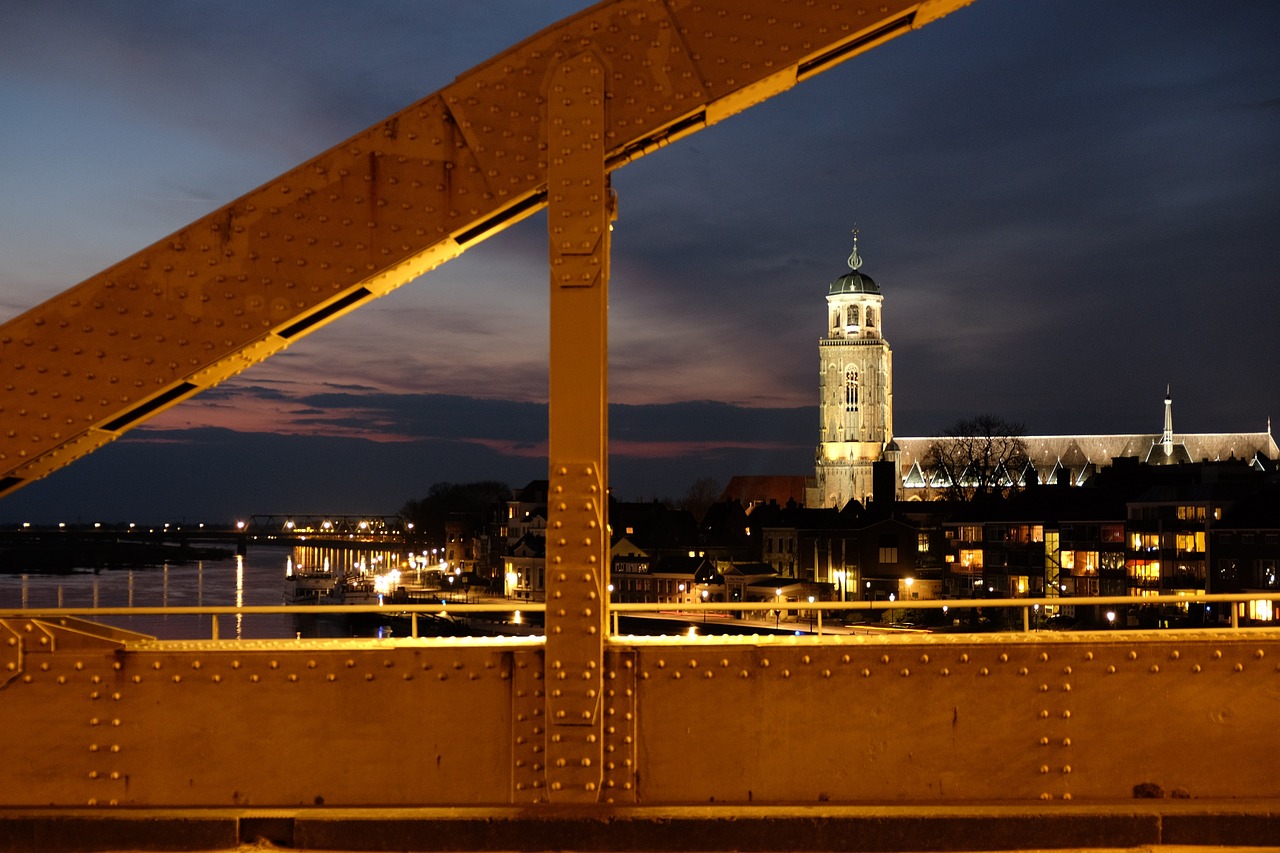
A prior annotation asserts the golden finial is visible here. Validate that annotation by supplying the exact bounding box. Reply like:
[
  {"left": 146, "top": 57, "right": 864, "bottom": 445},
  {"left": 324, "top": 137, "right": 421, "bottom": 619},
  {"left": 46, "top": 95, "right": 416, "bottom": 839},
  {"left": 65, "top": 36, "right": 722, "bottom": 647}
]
[{"left": 847, "top": 227, "right": 862, "bottom": 271}]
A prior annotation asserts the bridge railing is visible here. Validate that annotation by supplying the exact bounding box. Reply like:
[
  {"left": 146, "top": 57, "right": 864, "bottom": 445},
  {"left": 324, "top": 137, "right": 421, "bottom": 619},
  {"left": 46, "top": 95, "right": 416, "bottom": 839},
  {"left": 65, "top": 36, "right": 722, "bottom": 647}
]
[{"left": 2, "top": 592, "right": 1276, "bottom": 641}]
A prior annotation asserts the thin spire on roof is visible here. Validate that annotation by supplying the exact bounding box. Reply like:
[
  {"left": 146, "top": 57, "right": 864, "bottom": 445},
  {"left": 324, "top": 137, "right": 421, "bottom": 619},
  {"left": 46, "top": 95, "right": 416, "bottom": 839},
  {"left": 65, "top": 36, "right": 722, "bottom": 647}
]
[
  {"left": 1161, "top": 385, "right": 1174, "bottom": 457},
  {"left": 847, "top": 227, "right": 862, "bottom": 271}
]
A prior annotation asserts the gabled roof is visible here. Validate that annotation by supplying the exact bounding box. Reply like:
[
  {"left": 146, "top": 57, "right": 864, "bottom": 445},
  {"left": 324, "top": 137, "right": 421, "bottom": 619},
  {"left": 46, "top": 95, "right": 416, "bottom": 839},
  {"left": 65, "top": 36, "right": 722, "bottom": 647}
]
[
  {"left": 610, "top": 500, "right": 698, "bottom": 550},
  {"left": 895, "top": 430, "right": 1278, "bottom": 489},
  {"left": 511, "top": 532, "right": 545, "bottom": 558},
  {"left": 611, "top": 535, "right": 649, "bottom": 558},
  {"left": 652, "top": 554, "right": 714, "bottom": 577},
  {"left": 751, "top": 503, "right": 844, "bottom": 531},
  {"left": 1144, "top": 441, "right": 1193, "bottom": 466},
  {"left": 722, "top": 475, "right": 811, "bottom": 507},
  {"left": 723, "top": 562, "right": 777, "bottom": 577}
]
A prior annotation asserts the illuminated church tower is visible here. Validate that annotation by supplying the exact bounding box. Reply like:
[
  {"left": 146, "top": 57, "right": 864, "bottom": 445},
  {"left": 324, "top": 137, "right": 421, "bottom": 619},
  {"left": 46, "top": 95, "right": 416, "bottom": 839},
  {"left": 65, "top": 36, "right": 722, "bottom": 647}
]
[{"left": 809, "top": 231, "right": 894, "bottom": 508}]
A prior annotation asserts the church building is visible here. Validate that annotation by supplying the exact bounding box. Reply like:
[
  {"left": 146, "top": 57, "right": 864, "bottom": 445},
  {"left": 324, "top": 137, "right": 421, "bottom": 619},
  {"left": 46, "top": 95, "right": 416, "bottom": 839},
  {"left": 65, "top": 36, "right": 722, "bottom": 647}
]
[
  {"left": 807, "top": 235, "right": 1278, "bottom": 508},
  {"left": 808, "top": 232, "right": 894, "bottom": 509}
]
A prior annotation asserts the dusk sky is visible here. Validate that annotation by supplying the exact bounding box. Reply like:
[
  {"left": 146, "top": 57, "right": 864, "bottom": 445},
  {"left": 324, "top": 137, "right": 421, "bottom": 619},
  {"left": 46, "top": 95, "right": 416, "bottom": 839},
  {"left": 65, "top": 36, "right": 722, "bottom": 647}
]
[{"left": 1, "top": 1, "right": 1277, "bottom": 523}]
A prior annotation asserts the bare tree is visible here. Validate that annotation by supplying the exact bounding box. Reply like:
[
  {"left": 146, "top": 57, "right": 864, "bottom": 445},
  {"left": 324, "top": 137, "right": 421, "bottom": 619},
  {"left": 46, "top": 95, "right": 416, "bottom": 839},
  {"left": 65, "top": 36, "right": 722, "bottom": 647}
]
[
  {"left": 923, "top": 415, "right": 1030, "bottom": 501},
  {"left": 678, "top": 477, "right": 722, "bottom": 524}
]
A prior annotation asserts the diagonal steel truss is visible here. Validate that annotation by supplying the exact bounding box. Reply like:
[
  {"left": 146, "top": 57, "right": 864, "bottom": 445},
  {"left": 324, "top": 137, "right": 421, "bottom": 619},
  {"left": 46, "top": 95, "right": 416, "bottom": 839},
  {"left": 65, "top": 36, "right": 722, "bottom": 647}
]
[{"left": 0, "top": 0, "right": 972, "bottom": 497}]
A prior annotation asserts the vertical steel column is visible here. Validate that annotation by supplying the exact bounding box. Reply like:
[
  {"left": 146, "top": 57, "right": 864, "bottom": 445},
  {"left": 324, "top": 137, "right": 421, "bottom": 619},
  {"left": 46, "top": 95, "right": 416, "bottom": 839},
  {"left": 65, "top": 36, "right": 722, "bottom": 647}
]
[{"left": 544, "top": 51, "right": 611, "bottom": 803}]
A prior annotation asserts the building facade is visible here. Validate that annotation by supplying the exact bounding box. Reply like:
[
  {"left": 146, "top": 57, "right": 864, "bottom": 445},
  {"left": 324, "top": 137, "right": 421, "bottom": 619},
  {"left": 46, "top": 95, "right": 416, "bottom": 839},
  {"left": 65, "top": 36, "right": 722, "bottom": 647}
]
[{"left": 809, "top": 232, "right": 894, "bottom": 509}]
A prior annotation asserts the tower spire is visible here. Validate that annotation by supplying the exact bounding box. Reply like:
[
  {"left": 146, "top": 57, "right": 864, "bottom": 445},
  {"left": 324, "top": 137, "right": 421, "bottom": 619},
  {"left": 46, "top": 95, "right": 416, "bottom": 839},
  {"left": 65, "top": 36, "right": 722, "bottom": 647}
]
[
  {"left": 1161, "top": 385, "right": 1174, "bottom": 457},
  {"left": 847, "top": 227, "right": 862, "bottom": 271}
]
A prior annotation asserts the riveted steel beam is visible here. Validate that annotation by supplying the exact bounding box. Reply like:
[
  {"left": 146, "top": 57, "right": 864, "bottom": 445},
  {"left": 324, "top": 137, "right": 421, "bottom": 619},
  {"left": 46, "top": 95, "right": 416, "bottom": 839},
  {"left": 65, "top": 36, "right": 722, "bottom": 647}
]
[
  {"left": 2, "top": 631, "right": 1280, "bottom": 810},
  {"left": 545, "top": 49, "right": 611, "bottom": 804},
  {"left": 0, "top": 0, "right": 975, "bottom": 497}
]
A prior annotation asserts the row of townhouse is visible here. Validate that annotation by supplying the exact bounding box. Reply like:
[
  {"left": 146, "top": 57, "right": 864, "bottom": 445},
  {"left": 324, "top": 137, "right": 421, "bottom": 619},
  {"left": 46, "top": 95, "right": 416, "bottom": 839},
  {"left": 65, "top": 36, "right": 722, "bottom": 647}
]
[
  {"left": 939, "top": 457, "right": 1280, "bottom": 624},
  {"left": 489, "top": 456, "right": 1279, "bottom": 628}
]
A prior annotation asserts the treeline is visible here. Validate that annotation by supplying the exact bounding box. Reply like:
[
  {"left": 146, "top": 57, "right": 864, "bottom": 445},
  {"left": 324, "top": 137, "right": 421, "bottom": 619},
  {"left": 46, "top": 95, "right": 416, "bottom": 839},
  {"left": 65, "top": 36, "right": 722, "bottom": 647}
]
[{"left": 399, "top": 481, "right": 512, "bottom": 546}]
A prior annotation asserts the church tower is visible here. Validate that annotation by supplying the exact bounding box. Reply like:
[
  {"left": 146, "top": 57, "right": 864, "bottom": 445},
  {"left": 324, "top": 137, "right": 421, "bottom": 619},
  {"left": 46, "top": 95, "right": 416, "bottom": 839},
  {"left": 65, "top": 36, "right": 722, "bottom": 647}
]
[{"left": 809, "top": 232, "right": 894, "bottom": 509}]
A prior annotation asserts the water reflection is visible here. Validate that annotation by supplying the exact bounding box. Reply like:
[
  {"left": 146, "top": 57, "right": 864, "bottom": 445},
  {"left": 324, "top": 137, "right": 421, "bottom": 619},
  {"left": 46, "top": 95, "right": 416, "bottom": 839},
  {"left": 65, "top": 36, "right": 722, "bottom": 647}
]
[
  {"left": 236, "top": 554, "right": 245, "bottom": 639},
  {"left": 0, "top": 546, "right": 295, "bottom": 639},
  {"left": 0, "top": 543, "right": 453, "bottom": 640}
]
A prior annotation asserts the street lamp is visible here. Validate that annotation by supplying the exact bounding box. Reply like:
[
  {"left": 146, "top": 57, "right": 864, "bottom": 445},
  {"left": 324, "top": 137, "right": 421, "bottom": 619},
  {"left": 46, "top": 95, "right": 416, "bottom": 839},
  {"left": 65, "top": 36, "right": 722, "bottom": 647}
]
[
  {"left": 701, "top": 588, "right": 709, "bottom": 623},
  {"left": 775, "top": 588, "right": 782, "bottom": 629},
  {"left": 807, "top": 595, "right": 815, "bottom": 631}
]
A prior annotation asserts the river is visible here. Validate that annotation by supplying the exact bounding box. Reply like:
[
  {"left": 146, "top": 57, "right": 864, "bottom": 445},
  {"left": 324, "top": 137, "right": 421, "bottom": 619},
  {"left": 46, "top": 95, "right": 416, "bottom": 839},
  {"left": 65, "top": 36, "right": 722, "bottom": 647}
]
[{"left": 0, "top": 544, "right": 360, "bottom": 640}]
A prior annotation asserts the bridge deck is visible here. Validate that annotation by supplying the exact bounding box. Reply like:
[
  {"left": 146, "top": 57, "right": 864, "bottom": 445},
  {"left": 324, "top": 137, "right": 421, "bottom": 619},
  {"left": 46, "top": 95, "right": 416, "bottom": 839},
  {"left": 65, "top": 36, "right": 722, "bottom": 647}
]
[{"left": 4, "top": 802, "right": 1280, "bottom": 852}]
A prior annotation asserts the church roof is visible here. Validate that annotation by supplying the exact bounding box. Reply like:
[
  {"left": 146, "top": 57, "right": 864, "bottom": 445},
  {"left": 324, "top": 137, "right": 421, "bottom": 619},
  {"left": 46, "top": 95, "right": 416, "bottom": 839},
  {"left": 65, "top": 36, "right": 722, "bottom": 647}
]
[
  {"left": 828, "top": 270, "right": 879, "bottom": 296},
  {"left": 893, "top": 431, "right": 1278, "bottom": 489},
  {"left": 891, "top": 391, "right": 1275, "bottom": 489}
]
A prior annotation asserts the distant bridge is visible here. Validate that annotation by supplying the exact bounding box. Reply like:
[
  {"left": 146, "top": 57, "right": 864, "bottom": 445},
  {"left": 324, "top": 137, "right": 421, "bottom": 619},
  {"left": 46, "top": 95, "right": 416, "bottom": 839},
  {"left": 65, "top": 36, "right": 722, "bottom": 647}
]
[
  {"left": 2, "top": 1, "right": 1278, "bottom": 850},
  {"left": 2, "top": 515, "right": 414, "bottom": 550},
  {"left": 243, "top": 513, "right": 408, "bottom": 537}
]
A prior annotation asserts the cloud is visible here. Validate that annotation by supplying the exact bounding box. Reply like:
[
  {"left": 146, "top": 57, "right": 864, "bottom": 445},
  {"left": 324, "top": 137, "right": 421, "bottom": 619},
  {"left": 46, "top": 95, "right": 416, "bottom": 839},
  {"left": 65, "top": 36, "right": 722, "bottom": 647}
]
[
  {"left": 1, "top": 0, "right": 1278, "bottom": 521},
  {"left": 0, "top": 395, "right": 817, "bottom": 522}
]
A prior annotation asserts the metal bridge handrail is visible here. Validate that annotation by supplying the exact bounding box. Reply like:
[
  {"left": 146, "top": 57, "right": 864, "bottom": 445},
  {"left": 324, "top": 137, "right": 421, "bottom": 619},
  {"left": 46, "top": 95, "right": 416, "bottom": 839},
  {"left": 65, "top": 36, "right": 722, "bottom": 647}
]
[
  {"left": 0, "top": 602, "right": 541, "bottom": 618},
  {"left": 3, "top": 591, "right": 1277, "bottom": 639},
  {"left": 611, "top": 592, "right": 1280, "bottom": 613},
  {"left": 3, "top": 591, "right": 1276, "bottom": 620}
]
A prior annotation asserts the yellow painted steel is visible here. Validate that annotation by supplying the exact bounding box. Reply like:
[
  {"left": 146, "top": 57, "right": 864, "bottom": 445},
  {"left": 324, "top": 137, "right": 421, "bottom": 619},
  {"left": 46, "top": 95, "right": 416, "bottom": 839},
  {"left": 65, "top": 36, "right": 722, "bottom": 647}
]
[
  {"left": 66, "top": 0, "right": 1280, "bottom": 827},
  {"left": 0, "top": 0, "right": 979, "bottom": 811},
  {"left": 545, "top": 49, "right": 613, "bottom": 803},
  {"left": 0, "top": 0, "right": 973, "bottom": 498},
  {"left": 2, "top": 617, "right": 1279, "bottom": 808}
]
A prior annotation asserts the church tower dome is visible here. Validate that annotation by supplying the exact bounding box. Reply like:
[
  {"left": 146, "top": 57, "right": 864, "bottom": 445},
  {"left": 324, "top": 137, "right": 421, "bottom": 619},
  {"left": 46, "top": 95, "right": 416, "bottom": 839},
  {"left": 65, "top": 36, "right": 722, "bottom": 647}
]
[
  {"left": 824, "top": 232, "right": 885, "bottom": 343},
  {"left": 808, "top": 230, "right": 896, "bottom": 510}
]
